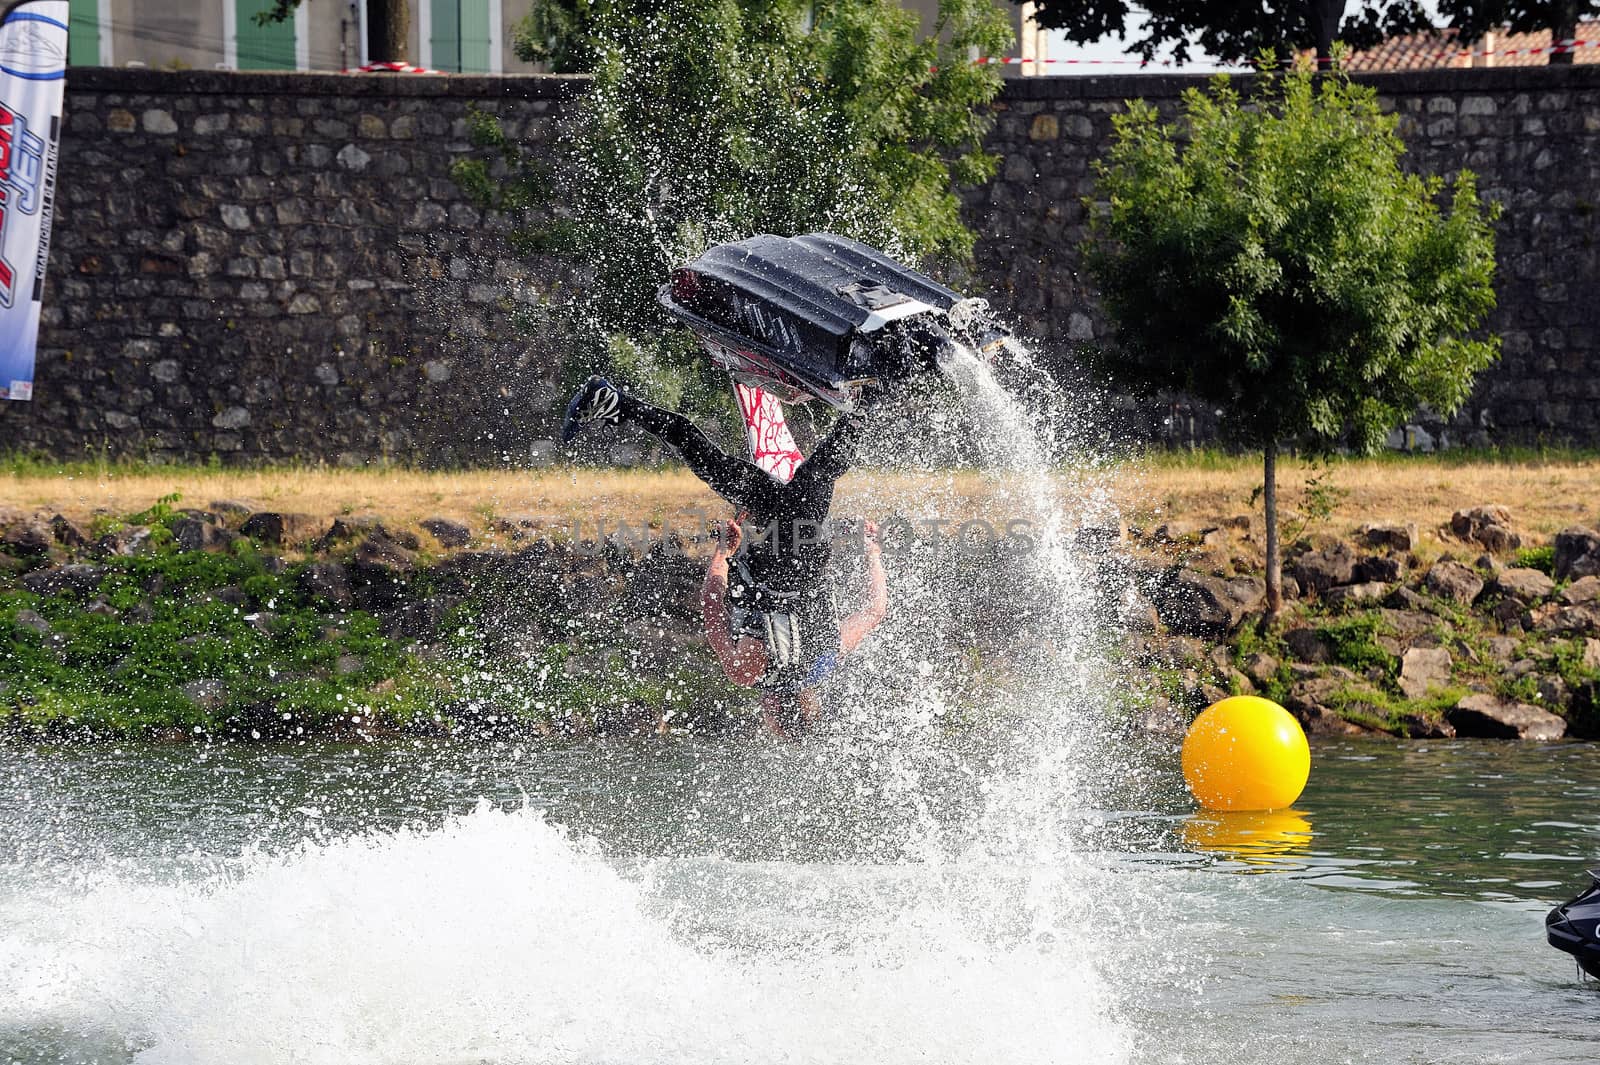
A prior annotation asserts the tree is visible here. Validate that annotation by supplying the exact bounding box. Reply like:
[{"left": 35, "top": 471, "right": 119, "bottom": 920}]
[
  {"left": 512, "top": 0, "right": 607, "bottom": 72},
  {"left": 1082, "top": 63, "right": 1499, "bottom": 616},
  {"left": 1023, "top": 1, "right": 1434, "bottom": 66},
  {"left": 456, "top": 0, "right": 1010, "bottom": 408},
  {"left": 255, "top": 0, "right": 410, "bottom": 63}
]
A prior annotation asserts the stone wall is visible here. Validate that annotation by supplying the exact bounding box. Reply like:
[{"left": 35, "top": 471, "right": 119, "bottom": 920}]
[
  {"left": 973, "top": 64, "right": 1600, "bottom": 449},
  {"left": 1, "top": 68, "right": 585, "bottom": 466},
  {"left": 3, "top": 64, "right": 1598, "bottom": 463}
]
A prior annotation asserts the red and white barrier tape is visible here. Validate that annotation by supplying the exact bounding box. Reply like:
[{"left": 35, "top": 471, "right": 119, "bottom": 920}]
[
  {"left": 972, "top": 36, "right": 1599, "bottom": 68},
  {"left": 350, "top": 61, "right": 445, "bottom": 74}
]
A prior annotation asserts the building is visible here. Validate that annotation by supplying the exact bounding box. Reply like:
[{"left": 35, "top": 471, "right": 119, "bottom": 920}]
[
  {"left": 898, "top": 0, "right": 1049, "bottom": 75},
  {"left": 66, "top": 0, "right": 1043, "bottom": 74},
  {"left": 1345, "top": 20, "right": 1600, "bottom": 70},
  {"left": 64, "top": 1, "right": 541, "bottom": 73}
]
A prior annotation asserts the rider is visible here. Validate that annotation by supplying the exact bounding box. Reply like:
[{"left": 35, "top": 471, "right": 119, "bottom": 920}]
[{"left": 561, "top": 376, "right": 889, "bottom": 735}]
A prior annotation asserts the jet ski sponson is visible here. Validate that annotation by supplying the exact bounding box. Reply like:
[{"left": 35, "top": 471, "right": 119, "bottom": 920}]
[{"left": 1548, "top": 871, "right": 1600, "bottom": 979}]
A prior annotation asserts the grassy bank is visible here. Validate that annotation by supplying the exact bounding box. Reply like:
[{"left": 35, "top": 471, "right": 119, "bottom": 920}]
[{"left": 6, "top": 450, "right": 1600, "bottom": 539}]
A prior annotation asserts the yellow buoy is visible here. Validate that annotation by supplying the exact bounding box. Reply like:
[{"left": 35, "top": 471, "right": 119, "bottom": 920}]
[{"left": 1181, "top": 695, "right": 1310, "bottom": 811}]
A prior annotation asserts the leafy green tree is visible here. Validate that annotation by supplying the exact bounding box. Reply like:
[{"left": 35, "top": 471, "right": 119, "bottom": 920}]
[
  {"left": 512, "top": 0, "right": 608, "bottom": 72},
  {"left": 1023, "top": 1, "right": 1433, "bottom": 66},
  {"left": 1083, "top": 63, "right": 1499, "bottom": 615},
  {"left": 457, "top": 0, "right": 1010, "bottom": 407}
]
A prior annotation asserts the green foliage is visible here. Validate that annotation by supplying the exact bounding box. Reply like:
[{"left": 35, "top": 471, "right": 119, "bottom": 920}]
[
  {"left": 1084, "top": 61, "right": 1500, "bottom": 457},
  {"left": 1512, "top": 544, "right": 1556, "bottom": 575},
  {"left": 514, "top": 0, "right": 609, "bottom": 72},
  {"left": 459, "top": 0, "right": 1010, "bottom": 407},
  {"left": 1316, "top": 613, "right": 1394, "bottom": 675}
]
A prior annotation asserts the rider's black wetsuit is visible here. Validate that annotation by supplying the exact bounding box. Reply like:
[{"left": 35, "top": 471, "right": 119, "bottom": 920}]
[{"left": 615, "top": 391, "right": 870, "bottom": 692}]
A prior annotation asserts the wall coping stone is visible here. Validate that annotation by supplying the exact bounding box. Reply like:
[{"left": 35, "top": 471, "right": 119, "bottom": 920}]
[
  {"left": 65, "top": 66, "right": 590, "bottom": 99},
  {"left": 997, "top": 62, "right": 1600, "bottom": 101}
]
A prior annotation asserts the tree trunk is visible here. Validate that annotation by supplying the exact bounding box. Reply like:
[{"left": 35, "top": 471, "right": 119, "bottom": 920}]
[
  {"left": 1550, "top": 3, "right": 1579, "bottom": 65},
  {"left": 1309, "top": 0, "right": 1343, "bottom": 68},
  {"left": 368, "top": 0, "right": 411, "bottom": 64},
  {"left": 1264, "top": 442, "right": 1282, "bottom": 618}
]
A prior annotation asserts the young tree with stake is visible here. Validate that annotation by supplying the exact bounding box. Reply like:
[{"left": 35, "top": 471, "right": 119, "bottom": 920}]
[{"left": 1082, "top": 62, "right": 1499, "bottom": 617}]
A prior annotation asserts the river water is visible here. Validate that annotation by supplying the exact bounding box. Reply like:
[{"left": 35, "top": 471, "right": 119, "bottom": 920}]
[{"left": 2, "top": 735, "right": 1596, "bottom": 1065}]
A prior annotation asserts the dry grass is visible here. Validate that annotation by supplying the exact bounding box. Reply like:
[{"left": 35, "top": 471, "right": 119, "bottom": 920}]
[{"left": 3, "top": 455, "right": 1597, "bottom": 545}]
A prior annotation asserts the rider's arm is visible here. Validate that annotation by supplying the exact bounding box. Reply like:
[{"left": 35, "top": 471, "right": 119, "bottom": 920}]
[
  {"left": 701, "top": 532, "right": 766, "bottom": 687},
  {"left": 838, "top": 528, "right": 887, "bottom": 655}
]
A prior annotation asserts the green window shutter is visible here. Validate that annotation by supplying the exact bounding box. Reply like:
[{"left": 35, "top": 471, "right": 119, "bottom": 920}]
[
  {"left": 68, "top": 0, "right": 99, "bottom": 66},
  {"left": 459, "top": 0, "right": 491, "bottom": 73},
  {"left": 431, "top": 0, "right": 461, "bottom": 72},
  {"left": 236, "top": 0, "right": 296, "bottom": 71}
]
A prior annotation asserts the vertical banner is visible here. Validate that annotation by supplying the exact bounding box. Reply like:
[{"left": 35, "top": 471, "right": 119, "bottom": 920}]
[{"left": 0, "top": 0, "right": 66, "bottom": 402}]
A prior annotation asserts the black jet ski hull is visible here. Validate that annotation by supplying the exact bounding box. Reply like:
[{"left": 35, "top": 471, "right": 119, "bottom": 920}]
[
  {"left": 1546, "top": 870, "right": 1600, "bottom": 979},
  {"left": 658, "top": 232, "right": 1018, "bottom": 410}
]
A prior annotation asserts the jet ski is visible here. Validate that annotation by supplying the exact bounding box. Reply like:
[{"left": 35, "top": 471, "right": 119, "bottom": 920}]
[
  {"left": 658, "top": 232, "right": 1024, "bottom": 412},
  {"left": 1546, "top": 870, "right": 1600, "bottom": 979}
]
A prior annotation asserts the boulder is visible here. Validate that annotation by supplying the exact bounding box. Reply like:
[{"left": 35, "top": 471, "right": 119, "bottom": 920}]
[
  {"left": 420, "top": 517, "right": 472, "bottom": 548},
  {"left": 1354, "top": 555, "right": 1403, "bottom": 583},
  {"left": 208, "top": 499, "right": 256, "bottom": 521},
  {"left": 1554, "top": 526, "right": 1600, "bottom": 581},
  {"left": 353, "top": 532, "right": 417, "bottom": 574},
  {"left": 1, "top": 520, "right": 53, "bottom": 557},
  {"left": 1486, "top": 636, "right": 1520, "bottom": 665},
  {"left": 240, "top": 512, "right": 328, "bottom": 546},
  {"left": 1293, "top": 541, "right": 1357, "bottom": 594},
  {"left": 1446, "top": 694, "right": 1566, "bottom": 740},
  {"left": 1377, "top": 608, "right": 1435, "bottom": 639},
  {"left": 92, "top": 525, "right": 152, "bottom": 558},
  {"left": 382, "top": 595, "right": 464, "bottom": 641},
  {"left": 1449, "top": 506, "right": 1521, "bottom": 553},
  {"left": 1491, "top": 567, "right": 1556, "bottom": 603},
  {"left": 1584, "top": 638, "right": 1600, "bottom": 672},
  {"left": 1326, "top": 581, "right": 1391, "bottom": 607},
  {"left": 1360, "top": 523, "right": 1419, "bottom": 552},
  {"left": 297, "top": 561, "right": 354, "bottom": 607},
  {"left": 1398, "top": 713, "right": 1456, "bottom": 739},
  {"left": 1533, "top": 604, "right": 1600, "bottom": 636},
  {"left": 13, "top": 609, "right": 51, "bottom": 634},
  {"left": 1243, "top": 652, "right": 1281, "bottom": 688},
  {"left": 180, "top": 678, "right": 229, "bottom": 713},
  {"left": 1424, "top": 561, "right": 1484, "bottom": 604},
  {"left": 1153, "top": 569, "right": 1265, "bottom": 636},
  {"left": 49, "top": 514, "right": 88, "bottom": 548},
  {"left": 1563, "top": 576, "right": 1600, "bottom": 605},
  {"left": 1284, "top": 627, "right": 1332, "bottom": 664},
  {"left": 1398, "top": 646, "right": 1453, "bottom": 700},
  {"left": 1283, "top": 677, "right": 1375, "bottom": 735},
  {"left": 19, "top": 563, "right": 107, "bottom": 598},
  {"left": 172, "top": 517, "right": 237, "bottom": 552},
  {"left": 1385, "top": 585, "right": 1432, "bottom": 612}
]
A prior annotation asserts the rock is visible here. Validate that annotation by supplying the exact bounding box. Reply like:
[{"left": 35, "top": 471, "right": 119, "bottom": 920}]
[
  {"left": 1533, "top": 604, "right": 1600, "bottom": 635},
  {"left": 298, "top": 561, "right": 354, "bottom": 607},
  {"left": 1486, "top": 636, "right": 1520, "bottom": 665},
  {"left": 180, "top": 678, "right": 229, "bottom": 712},
  {"left": 1377, "top": 608, "right": 1435, "bottom": 640},
  {"left": 1398, "top": 713, "right": 1456, "bottom": 739},
  {"left": 1449, "top": 506, "right": 1520, "bottom": 553},
  {"left": 240, "top": 512, "right": 328, "bottom": 546},
  {"left": 353, "top": 532, "right": 417, "bottom": 574},
  {"left": 1, "top": 520, "right": 53, "bottom": 557},
  {"left": 1491, "top": 567, "right": 1556, "bottom": 602},
  {"left": 1561, "top": 575, "right": 1600, "bottom": 606},
  {"left": 172, "top": 517, "right": 237, "bottom": 552},
  {"left": 1284, "top": 627, "right": 1332, "bottom": 664},
  {"left": 13, "top": 609, "right": 51, "bottom": 634},
  {"left": 1354, "top": 555, "right": 1403, "bottom": 583},
  {"left": 214, "top": 585, "right": 248, "bottom": 607},
  {"left": 85, "top": 600, "right": 118, "bottom": 617},
  {"left": 1154, "top": 569, "right": 1265, "bottom": 636},
  {"left": 1385, "top": 585, "right": 1431, "bottom": 612},
  {"left": 1584, "top": 638, "right": 1600, "bottom": 672},
  {"left": 1360, "top": 523, "right": 1419, "bottom": 552},
  {"left": 1243, "top": 651, "right": 1280, "bottom": 688},
  {"left": 49, "top": 514, "right": 88, "bottom": 548},
  {"left": 19, "top": 564, "right": 107, "bottom": 597},
  {"left": 1424, "top": 561, "right": 1485, "bottom": 604},
  {"left": 1491, "top": 599, "right": 1530, "bottom": 630},
  {"left": 1153, "top": 520, "right": 1206, "bottom": 542},
  {"left": 335, "top": 654, "right": 363, "bottom": 676},
  {"left": 208, "top": 499, "right": 256, "bottom": 521},
  {"left": 382, "top": 595, "right": 463, "bottom": 640},
  {"left": 420, "top": 517, "right": 472, "bottom": 548},
  {"left": 1283, "top": 677, "right": 1371, "bottom": 735},
  {"left": 1398, "top": 646, "right": 1453, "bottom": 700},
  {"left": 1537, "top": 674, "right": 1572, "bottom": 710},
  {"left": 1446, "top": 694, "right": 1566, "bottom": 740},
  {"left": 1326, "top": 581, "right": 1391, "bottom": 607},
  {"left": 1293, "top": 542, "right": 1357, "bottom": 594},
  {"left": 92, "top": 525, "right": 153, "bottom": 558},
  {"left": 1554, "top": 526, "right": 1600, "bottom": 581},
  {"left": 1473, "top": 553, "right": 1503, "bottom": 574}
]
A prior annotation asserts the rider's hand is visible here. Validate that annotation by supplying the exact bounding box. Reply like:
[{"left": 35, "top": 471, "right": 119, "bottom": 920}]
[
  {"left": 717, "top": 515, "right": 743, "bottom": 555},
  {"left": 863, "top": 520, "right": 881, "bottom": 556}
]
